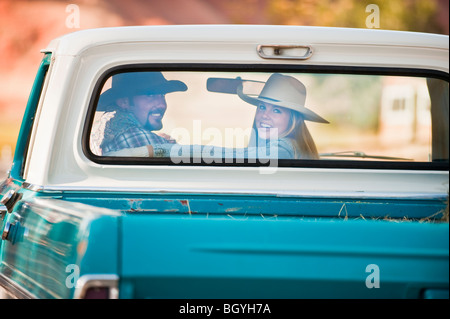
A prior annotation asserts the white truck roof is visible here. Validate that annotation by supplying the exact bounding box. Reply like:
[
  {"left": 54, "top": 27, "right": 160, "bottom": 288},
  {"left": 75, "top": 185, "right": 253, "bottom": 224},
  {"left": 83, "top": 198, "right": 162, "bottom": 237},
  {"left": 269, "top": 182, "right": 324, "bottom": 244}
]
[{"left": 44, "top": 25, "right": 448, "bottom": 55}]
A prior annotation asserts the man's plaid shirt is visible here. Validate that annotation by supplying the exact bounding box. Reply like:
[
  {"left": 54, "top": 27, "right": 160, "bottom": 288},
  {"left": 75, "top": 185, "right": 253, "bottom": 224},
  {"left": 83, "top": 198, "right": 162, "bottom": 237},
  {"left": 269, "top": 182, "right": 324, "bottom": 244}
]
[{"left": 100, "top": 109, "right": 170, "bottom": 154}]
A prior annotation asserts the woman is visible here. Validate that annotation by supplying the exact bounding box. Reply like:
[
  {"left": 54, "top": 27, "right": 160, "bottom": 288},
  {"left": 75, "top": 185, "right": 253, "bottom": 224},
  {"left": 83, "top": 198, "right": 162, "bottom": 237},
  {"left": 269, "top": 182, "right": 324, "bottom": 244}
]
[
  {"left": 104, "top": 73, "right": 328, "bottom": 160},
  {"left": 241, "top": 73, "right": 328, "bottom": 160}
]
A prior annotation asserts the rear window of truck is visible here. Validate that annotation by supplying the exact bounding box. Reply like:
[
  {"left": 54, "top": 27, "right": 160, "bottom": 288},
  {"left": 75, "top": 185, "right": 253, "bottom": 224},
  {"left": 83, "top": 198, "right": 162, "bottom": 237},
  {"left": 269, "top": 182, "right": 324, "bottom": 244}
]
[{"left": 84, "top": 66, "right": 449, "bottom": 170}]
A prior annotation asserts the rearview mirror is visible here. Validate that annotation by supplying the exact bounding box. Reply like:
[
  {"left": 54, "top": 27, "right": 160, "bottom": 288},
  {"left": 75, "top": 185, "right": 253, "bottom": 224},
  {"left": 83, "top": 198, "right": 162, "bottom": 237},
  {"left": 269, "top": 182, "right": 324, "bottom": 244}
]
[{"left": 206, "top": 77, "right": 265, "bottom": 95}]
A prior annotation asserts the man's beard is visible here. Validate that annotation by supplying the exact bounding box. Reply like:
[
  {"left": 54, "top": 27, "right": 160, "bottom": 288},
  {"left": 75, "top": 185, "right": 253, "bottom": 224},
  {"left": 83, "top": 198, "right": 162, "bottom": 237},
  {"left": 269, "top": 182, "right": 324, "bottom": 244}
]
[{"left": 145, "top": 117, "right": 163, "bottom": 131}]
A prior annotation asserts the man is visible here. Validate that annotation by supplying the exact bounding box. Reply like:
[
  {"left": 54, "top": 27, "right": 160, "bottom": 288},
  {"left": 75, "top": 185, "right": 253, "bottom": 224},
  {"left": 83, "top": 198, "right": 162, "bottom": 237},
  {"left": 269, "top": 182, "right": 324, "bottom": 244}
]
[{"left": 97, "top": 72, "right": 187, "bottom": 155}]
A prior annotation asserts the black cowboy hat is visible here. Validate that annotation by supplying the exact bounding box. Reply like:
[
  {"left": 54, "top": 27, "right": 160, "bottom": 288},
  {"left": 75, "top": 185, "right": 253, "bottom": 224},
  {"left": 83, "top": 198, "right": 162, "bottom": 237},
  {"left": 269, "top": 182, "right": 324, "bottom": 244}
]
[{"left": 98, "top": 71, "right": 187, "bottom": 110}]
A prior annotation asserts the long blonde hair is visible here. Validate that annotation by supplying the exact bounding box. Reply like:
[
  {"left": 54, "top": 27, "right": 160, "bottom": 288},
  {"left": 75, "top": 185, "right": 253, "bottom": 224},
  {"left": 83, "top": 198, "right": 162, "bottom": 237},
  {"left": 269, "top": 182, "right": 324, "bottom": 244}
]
[{"left": 283, "top": 111, "right": 319, "bottom": 159}]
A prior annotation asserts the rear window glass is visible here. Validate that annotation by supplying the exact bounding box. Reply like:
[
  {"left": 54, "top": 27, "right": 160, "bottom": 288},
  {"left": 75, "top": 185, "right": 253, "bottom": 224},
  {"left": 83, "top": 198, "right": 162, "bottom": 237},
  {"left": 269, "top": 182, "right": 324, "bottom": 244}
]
[{"left": 87, "top": 70, "right": 449, "bottom": 167}]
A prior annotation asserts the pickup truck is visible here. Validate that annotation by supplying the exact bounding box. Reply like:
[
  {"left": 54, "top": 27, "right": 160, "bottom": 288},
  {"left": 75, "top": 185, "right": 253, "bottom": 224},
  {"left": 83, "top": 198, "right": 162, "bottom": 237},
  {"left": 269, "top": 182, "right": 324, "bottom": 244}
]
[{"left": 0, "top": 25, "right": 448, "bottom": 299}]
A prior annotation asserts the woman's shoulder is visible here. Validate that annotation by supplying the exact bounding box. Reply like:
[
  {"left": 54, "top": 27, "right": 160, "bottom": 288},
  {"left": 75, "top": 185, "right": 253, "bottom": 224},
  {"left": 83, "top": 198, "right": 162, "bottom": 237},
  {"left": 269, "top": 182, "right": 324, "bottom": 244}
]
[
  {"left": 267, "top": 137, "right": 296, "bottom": 159},
  {"left": 268, "top": 137, "right": 294, "bottom": 148}
]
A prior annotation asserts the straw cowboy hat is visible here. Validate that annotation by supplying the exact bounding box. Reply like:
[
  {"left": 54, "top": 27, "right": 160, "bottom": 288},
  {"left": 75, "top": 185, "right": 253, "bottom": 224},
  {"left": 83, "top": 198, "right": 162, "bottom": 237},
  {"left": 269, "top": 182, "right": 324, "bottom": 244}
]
[
  {"left": 237, "top": 73, "right": 329, "bottom": 123},
  {"left": 98, "top": 72, "right": 187, "bottom": 109}
]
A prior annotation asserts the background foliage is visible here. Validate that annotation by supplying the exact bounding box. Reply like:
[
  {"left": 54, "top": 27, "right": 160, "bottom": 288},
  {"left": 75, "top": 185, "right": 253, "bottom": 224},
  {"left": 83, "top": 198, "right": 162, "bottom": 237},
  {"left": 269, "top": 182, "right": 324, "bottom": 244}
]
[{"left": 265, "top": 0, "right": 444, "bottom": 33}]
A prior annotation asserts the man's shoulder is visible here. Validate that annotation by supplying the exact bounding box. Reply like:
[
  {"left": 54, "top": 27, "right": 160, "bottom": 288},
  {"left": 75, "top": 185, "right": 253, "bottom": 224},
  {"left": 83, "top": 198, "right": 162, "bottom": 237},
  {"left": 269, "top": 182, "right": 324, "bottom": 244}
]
[
  {"left": 108, "top": 109, "right": 137, "bottom": 126},
  {"left": 101, "top": 110, "right": 170, "bottom": 146}
]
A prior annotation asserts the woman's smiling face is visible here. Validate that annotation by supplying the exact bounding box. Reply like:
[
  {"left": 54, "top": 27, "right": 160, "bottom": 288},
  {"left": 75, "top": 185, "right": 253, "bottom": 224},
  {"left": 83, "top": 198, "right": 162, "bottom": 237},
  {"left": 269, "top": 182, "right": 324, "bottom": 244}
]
[{"left": 254, "top": 102, "right": 292, "bottom": 139}]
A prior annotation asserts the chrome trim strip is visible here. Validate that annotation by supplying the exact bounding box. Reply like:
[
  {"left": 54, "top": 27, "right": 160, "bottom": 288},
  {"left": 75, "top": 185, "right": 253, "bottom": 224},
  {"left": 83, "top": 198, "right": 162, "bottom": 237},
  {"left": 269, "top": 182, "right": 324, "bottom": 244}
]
[
  {"left": 73, "top": 274, "right": 119, "bottom": 299},
  {"left": 0, "top": 273, "right": 37, "bottom": 299},
  {"left": 0, "top": 204, "right": 7, "bottom": 220},
  {"left": 21, "top": 182, "right": 44, "bottom": 192},
  {"left": 22, "top": 182, "right": 62, "bottom": 193},
  {"left": 20, "top": 182, "right": 448, "bottom": 200}
]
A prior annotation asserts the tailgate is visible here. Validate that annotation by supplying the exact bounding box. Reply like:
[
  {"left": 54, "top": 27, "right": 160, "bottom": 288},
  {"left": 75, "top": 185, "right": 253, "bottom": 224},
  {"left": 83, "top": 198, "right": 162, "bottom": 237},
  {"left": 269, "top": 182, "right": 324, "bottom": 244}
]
[{"left": 119, "top": 213, "right": 449, "bottom": 298}]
